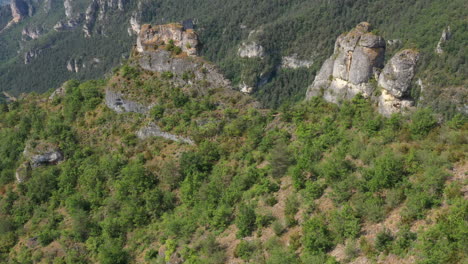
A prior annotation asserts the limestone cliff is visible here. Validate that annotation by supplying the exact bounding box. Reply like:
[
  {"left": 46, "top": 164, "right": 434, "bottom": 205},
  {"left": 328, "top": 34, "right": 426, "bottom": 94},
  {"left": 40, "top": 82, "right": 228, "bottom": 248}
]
[
  {"left": 306, "top": 22, "right": 419, "bottom": 116},
  {"left": 136, "top": 23, "right": 198, "bottom": 56}
]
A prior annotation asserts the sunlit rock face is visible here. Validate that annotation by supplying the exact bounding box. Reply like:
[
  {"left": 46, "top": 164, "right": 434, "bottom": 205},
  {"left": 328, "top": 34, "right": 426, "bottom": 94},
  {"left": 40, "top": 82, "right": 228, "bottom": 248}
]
[{"left": 306, "top": 22, "right": 419, "bottom": 116}]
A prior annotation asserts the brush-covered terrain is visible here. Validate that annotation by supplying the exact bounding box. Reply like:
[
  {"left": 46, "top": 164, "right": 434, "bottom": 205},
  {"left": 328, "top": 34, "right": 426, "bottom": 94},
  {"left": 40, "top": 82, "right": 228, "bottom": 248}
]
[{"left": 0, "top": 57, "right": 467, "bottom": 264}]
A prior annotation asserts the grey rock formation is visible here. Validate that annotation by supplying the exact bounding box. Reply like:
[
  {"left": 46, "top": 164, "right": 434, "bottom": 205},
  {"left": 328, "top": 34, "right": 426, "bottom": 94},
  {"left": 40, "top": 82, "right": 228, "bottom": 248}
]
[
  {"left": 30, "top": 151, "right": 64, "bottom": 168},
  {"left": 306, "top": 22, "right": 385, "bottom": 102},
  {"left": 17, "top": 141, "right": 65, "bottom": 182},
  {"left": 281, "top": 54, "right": 313, "bottom": 69},
  {"left": 54, "top": 17, "right": 81, "bottom": 31},
  {"left": 378, "top": 49, "right": 419, "bottom": 98},
  {"left": 306, "top": 22, "right": 420, "bottom": 116},
  {"left": 49, "top": 83, "right": 67, "bottom": 100},
  {"left": 138, "top": 50, "right": 230, "bottom": 88},
  {"left": 15, "top": 162, "right": 31, "bottom": 183},
  {"left": 22, "top": 26, "right": 42, "bottom": 40},
  {"left": 137, "top": 122, "right": 194, "bottom": 145},
  {"left": 238, "top": 42, "right": 265, "bottom": 58},
  {"left": 64, "top": 0, "right": 73, "bottom": 19},
  {"left": 66, "top": 58, "right": 82, "bottom": 72},
  {"left": 436, "top": 26, "right": 451, "bottom": 54},
  {"left": 24, "top": 49, "right": 42, "bottom": 64},
  {"left": 105, "top": 90, "right": 149, "bottom": 114}
]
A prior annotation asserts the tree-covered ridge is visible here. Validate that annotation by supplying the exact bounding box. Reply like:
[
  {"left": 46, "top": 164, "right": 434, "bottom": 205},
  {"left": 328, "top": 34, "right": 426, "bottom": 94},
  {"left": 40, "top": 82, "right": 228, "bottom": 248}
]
[{"left": 0, "top": 63, "right": 466, "bottom": 263}]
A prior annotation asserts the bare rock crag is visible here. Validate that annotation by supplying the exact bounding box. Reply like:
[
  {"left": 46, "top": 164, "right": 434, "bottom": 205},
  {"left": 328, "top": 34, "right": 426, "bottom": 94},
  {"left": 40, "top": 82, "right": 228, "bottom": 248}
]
[{"left": 306, "top": 22, "right": 419, "bottom": 116}]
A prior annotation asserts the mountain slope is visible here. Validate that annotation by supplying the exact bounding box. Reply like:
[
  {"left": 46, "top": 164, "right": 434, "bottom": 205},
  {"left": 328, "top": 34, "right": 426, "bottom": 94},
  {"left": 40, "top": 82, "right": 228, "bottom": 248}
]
[{"left": 0, "top": 31, "right": 467, "bottom": 263}]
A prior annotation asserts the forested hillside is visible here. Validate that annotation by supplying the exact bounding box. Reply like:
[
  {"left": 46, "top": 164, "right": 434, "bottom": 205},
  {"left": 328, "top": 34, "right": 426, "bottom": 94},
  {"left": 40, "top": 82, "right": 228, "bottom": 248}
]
[
  {"left": 0, "top": 59, "right": 466, "bottom": 263},
  {"left": 0, "top": 0, "right": 466, "bottom": 115}
]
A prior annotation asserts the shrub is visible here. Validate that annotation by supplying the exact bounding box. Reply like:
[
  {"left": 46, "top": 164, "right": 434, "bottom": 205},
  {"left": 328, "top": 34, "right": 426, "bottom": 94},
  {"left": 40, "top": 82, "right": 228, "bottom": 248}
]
[
  {"left": 409, "top": 108, "right": 437, "bottom": 138},
  {"left": 236, "top": 204, "right": 257, "bottom": 238},
  {"left": 303, "top": 216, "right": 333, "bottom": 253},
  {"left": 366, "top": 152, "right": 405, "bottom": 191},
  {"left": 234, "top": 240, "right": 257, "bottom": 260},
  {"left": 375, "top": 229, "right": 394, "bottom": 252}
]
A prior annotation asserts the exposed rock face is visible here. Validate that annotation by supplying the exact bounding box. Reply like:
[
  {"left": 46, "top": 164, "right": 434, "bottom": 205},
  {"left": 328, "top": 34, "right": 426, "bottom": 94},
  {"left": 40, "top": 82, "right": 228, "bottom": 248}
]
[
  {"left": 16, "top": 141, "right": 65, "bottom": 182},
  {"left": 306, "top": 22, "right": 419, "bottom": 116},
  {"left": 436, "top": 26, "right": 451, "bottom": 54},
  {"left": 105, "top": 90, "right": 149, "bottom": 114},
  {"left": 67, "top": 58, "right": 82, "bottom": 72},
  {"left": 377, "top": 49, "right": 419, "bottom": 116},
  {"left": 10, "top": 0, "right": 29, "bottom": 23},
  {"left": 378, "top": 49, "right": 419, "bottom": 98},
  {"left": 137, "top": 122, "right": 194, "bottom": 145},
  {"left": 238, "top": 42, "right": 265, "bottom": 58},
  {"left": 15, "top": 162, "right": 31, "bottom": 183},
  {"left": 30, "top": 151, "right": 64, "bottom": 168},
  {"left": 54, "top": 18, "right": 81, "bottom": 31},
  {"left": 138, "top": 49, "right": 230, "bottom": 88},
  {"left": 239, "top": 82, "right": 254, "bottom": 94},
  {"left": 83, "top": 0, "right": 124, "bottom": 37},
  {"left": 22, "top": 26, "right": 42, "bottom": 40},
  {"left": 306, "top": 22, "right": 385, "bottom": 103},
  {"left": 64, "top": 0, "right": 73, "bottom": 19},
  {"left": 136, "top": 23, "right": 199, "bottom": 56},
  {"left": 49, "top": 83, "right": 67, "bottom": 100},
  {"left": 24, "top": 49, "right": 42, "bottom": 64},
  {"left": 281, "top": 54, "right": 313, "bottom": 69}
]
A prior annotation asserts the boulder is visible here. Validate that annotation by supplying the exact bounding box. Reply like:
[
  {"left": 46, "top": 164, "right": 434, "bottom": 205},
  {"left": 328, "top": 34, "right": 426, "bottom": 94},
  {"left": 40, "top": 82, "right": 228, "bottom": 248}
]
[{"left": 378, "top": 49, "right": 419, "bottom": 98}]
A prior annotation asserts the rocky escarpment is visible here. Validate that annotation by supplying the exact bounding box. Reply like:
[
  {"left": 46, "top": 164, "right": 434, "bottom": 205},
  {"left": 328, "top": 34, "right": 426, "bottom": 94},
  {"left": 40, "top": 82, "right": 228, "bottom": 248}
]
[
  {"left": 306, "top": 22, "right": 419, "bottom": 116},
  {"left": 136, "top": 23, "right": 199, "bottom": 56},
  {"left": 281, "top": 54, "right": 313, "bottom": 69}
]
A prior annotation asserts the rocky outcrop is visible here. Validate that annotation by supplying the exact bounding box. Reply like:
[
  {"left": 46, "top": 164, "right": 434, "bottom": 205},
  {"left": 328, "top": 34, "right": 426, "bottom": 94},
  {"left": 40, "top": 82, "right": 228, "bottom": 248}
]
[
  {"left": 306, "top": 22, "right": 419, "bottom": 116},
  {"left": 238, "top": 42, "right": 265, "bottom": 58},
  {"left": 281, "top": 55, "right": 313, "bottom": 69},
  {"left": 137, "top": 122, "right": 194, "bottom": 145},
  {"left": 138, "top": 49, "right": 230, "bottom": 88},
  {"left": 436, "top": 26, "right": 451, "bottom": 54},
  {"left": 306, "top": 22, "right": 385, "bottom": 103},
  {"left": 22, "top": 26, "right": 42, "bottom": 40},
  {"left": 377, "top": 49, "right": 419, "bottom": 116},
  {"left": 64, "top": 0, "right": 73, "bottom": 18},
  {"left": 10, "top": 0, "right": 28, "bottom": 23},
  {"left": 105, "top": 90, "right": 149, "bottom": 114},
  {"left": 378, "top": 49, "right": 419, "bottom": 98},
  {"left": 53, "top": 17, "right": 81, "bottom": 31},
  {"left": 136, "top": 23, "right": 199, "bottom": 56},
  {"left": 24, "top": 49, "right": 42, "bottom": 64},
  {"left": 67, "top": 58, "right": 82, "bottom": 72},
  {"left": 49, "top": 83, "right": 67, "bottom": 100},
  {"left": 83, "top": 0, "right": 125, "bottom": 37},
  {"left": 16, "top": 141, "right": 64, "bottom": 182}
]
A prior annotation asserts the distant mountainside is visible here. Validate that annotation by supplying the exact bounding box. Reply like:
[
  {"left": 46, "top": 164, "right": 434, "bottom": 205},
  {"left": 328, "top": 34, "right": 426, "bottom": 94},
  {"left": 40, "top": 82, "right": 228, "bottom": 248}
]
[{"left": 0, "top": 0, "right": 466, "bottom": 116}]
